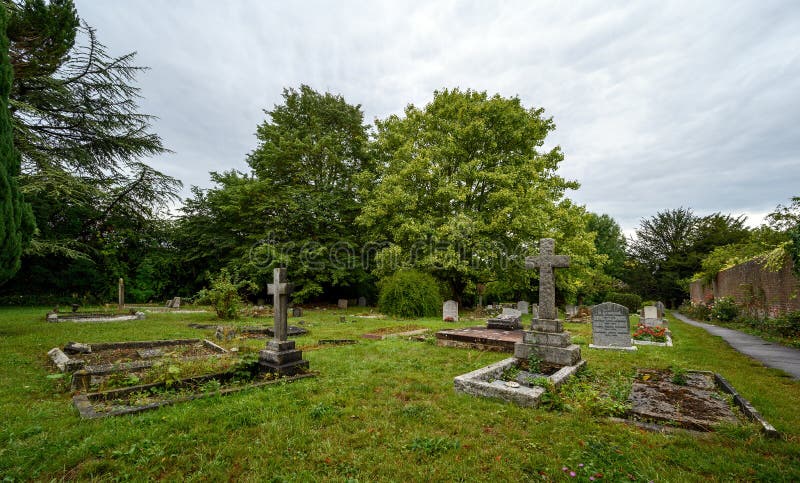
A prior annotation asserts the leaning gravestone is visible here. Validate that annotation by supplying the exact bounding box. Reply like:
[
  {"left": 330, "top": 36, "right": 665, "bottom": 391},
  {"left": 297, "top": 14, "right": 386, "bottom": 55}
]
[
  {"left": 443, "top": 300, "right": 459, "bottom": 322},
  {"left": 259, "top": 268, "right": 309, "bottom": 375},
  {"left": 172, "top": 297, "right": 181, "bottom": 309},
  {"left": 165, "top": 299, "right": 174, "bottom": 308},
  {"left": 589, "top": 302, "right": 636, "bottom": 351},
  {"left": 530, "top": 304, "right": 539, "bottom": 319},
  {"left": 643, "top": 305, "right": 660, "bottom": 327},
  {"left": 357, "top": 296, "right": 367, "bottom": 307},
  {"left": 517, "top": 301, "right": 529, "bottom": 315},
  {"left": 565, "top": 304, "right": 578, "bottom": 317},
  {"left": 487, "top": 308, "right": 522, "bottom": 330},
  {"left": 337, "top": 299, "right": 348, "bottom": 309}
]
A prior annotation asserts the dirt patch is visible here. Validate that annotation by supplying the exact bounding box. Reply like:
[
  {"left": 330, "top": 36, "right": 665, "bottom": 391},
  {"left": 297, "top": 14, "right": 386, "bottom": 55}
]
[{"left": 628, "top": 369, "right": 739, "bottom": 431}]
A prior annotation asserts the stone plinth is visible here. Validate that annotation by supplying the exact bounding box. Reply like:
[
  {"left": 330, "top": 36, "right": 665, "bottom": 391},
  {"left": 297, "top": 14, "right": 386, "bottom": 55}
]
[{"left": 259, "top": 340, "right": 309, "bottom": 376}]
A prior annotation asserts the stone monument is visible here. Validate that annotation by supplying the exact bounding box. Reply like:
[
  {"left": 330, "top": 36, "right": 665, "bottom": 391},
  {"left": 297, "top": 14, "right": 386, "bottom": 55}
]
[
  {"left": 517, "top": 301, "right": 529, "bottom": 315},
  {"left": 338, "top": 299, "right": 348, "bottom": 309},
  {"left": 655, "top": 301, "right": 665, "bottom": 319},
  {"left": 357, "top": 296, "right": 367, "bottom": 307},
  {"left": 530, "top": 304, "right": 539, "bottom": 319},
  {"left": 259, "top": 268, "right": 309, "bottom": 375},
  {"left": 565, "top": 304, "right": 578, "bottom": 318},
  {"left": 172, "top": 297, "right": 181, "bottom": 309},
  {"left": 487, "top": 308, "right": 522, "bottom": 330},
  {"left": 589, "top": 302, "right": 636, "bottom": 351},
  {"left": 443, "top": 300, "right": 459, "bottom": 322},
  {"left": 117, "top": 278, "right": 125, "bottom": 311},
  {"left": 514, "top": 239, "right": 582, "bottom": 366},
  {"left": 643, "top": 305, "right": 660, "bottom": 327}
]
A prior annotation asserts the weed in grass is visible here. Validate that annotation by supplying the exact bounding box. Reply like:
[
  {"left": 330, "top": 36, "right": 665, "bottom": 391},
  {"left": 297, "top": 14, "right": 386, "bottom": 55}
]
[
  {"left": 309, "top": 403, "right": 337, "bottom": 420},
  {"left": 406, "top": 436, "right": 460, "bottom": 457},
  {"left": 501, "top": 365, "right": 520, "bottom": 381},
  {"left": 670, "top": 364, "right": 688, "bottom": 385},
  {"left": 526, "top": 376, "right": 550, "bottom": 388}
]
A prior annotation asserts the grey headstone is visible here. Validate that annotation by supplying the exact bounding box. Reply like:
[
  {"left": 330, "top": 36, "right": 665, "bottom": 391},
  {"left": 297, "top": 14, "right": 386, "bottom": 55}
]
[
  {"left": 166, "top": 299, "right": 174, "bottom": 308},
  {"left": 501, "top": 307, "right": 522, "bottom": 318},
  {"left": 357, "top": 296, "right": 367, "bottom": 307},
  {"left": 172, "top": 297, "right": 181, "bottom": 309},
  {"left": 338, "top": 299, "right": 348, "bottom": 309},
  {"left": 292, "top": 307, "right": 303, "bottom": 317},
  {"left": 655, "top": 301, "right": 665, "bottom": 319},
  {"left": 525, "top": 238, "right": 570, "bottom": 320},
  {"left": 590, "top": 302, "right": 634, "bottom": 349},
  {"left": 517, "top": 301, "right": 529, "bottom": 314},
  {"left": 643, "top": 306, "right": 661, "bottom": 327},
  {"left": 530, "top": 304, "right": 539, "bottom": 319},
  {"left": 443, "top": 300, "right": 459, "bottom": 322},
  {"left": 565, "top": 304, "right": 578, "bottom": 317}
]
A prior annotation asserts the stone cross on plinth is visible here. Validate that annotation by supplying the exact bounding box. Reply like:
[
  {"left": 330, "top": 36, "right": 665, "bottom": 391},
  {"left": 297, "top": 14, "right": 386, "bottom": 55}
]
[
  {"left": 525, "top": 238, "right": 569, "bottom": 320},
  {"left": 515, "top": 238, "right": 582, "bottom": 367},
  {"left": 267, "top": 268, "right": 292, "bottom": 342},
  {"left": 259, "top": 267, "right": 309, "bottom": 375}
]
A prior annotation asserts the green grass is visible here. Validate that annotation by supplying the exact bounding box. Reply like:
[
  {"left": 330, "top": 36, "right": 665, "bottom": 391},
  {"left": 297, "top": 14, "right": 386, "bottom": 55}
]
[{"left": 1, "top": 307, "right": 799, "bottom": 481}]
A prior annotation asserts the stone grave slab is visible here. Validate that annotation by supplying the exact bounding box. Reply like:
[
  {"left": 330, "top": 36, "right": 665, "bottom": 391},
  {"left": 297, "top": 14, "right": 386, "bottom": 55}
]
[
  {"left": 516, "top": 301, "right": 529, "bottom": 314},
  {"left": 436, "top": 327, "right": 524, "bottom": 352},
  {"left": 487, "top": 308, "right": 522, "bottom": 330},
  {"left": 589, "top": 302, "right": 636, "bottom": 351}
]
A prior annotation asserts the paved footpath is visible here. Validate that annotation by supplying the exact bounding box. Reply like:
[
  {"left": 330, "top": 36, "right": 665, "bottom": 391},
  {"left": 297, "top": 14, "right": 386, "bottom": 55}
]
[{"left": 672, "top": 312, "right": 800, "bottom": 380}]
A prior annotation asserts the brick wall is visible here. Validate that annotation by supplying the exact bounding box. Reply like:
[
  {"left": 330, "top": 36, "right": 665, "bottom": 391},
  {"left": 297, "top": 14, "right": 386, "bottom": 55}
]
[{"left": 688, "top": 257, "right": 800, "bottom": 317}]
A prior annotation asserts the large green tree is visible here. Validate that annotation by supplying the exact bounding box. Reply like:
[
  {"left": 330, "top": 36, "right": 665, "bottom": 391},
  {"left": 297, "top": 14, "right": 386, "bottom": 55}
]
[
  {"left": 586, "top": 212, "right": 626, "bottom": 280},
  {"left": 0, "top": 3, "right": 34, "bottom": 284},
  {"left": 178, "top": 85, "right": 373, "bottom": 302},
  {"left": 0, "top": 0, "right": 180, "bottom": 302},
  {"left": 358, "top": 88, "right": 599, "bottom": 303}
]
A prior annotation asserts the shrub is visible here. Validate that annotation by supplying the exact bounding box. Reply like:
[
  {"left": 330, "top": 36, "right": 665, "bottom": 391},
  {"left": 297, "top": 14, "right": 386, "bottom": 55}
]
[
  {"left": 711, "top": 296, "right": 739, "bottom": 322},
  {"left": 679, "top": 302, "right": 711, "bottom": 321},
  {"left": 771, "top": 311, "right": 800, "bottom": 338},
  {"left": 195, "top": 269, "right": 243, "bottom": 319},
  {"left": 606, "top": 292, "right": 642, "bottom": 312},
  {"left": 378, "top": 269, "right": 442, "bottom": 318}
]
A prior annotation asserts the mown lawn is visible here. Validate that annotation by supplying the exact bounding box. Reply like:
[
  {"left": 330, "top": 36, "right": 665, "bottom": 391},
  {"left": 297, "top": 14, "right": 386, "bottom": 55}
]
[{"left": 1, "top": 306, "right": 798, "bottom": 481}]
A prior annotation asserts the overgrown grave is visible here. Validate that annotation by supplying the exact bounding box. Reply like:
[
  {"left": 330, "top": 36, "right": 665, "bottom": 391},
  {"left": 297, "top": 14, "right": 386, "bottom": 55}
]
[
  {"left": 46, "top": 309, "right": 145, "bottom": 323},
  {"left": 187, "top": 322, "right": 308, "bottom": 341},
  {"left": 70, "top": 268, "right": 313, "bottom": 418},
  {"left": 362, "top": 324, "right": 429, "bottom": 340},
  {"left": 624, "top": 368, "right": 779, "bottom": 437},
  {"left": 49, "top": 339, "right": 229, "bottom": 390},
  {"left": 455, "top": 239, "right": 585, "bottom": 407}
]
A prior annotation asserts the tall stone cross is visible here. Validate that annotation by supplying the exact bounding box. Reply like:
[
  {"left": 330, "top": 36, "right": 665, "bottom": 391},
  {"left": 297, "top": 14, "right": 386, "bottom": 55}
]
[
  {"left": 525, "top": 238, "right": 569, "bottom": 320},
  {"left": 267, "top": 268, "right": 293, "bottom": 342}
]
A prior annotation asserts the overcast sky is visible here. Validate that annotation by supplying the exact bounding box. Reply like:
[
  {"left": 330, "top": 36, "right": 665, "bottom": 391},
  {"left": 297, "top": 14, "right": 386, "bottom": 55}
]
[{"left": 74, "top": 0, "right": 799, "bottom": 234}]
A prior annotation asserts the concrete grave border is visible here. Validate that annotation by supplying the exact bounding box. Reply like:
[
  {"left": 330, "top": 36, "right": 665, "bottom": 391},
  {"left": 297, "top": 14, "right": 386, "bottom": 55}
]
[{"left": 454, "top": 357, "right": 586, "bottom": 407}]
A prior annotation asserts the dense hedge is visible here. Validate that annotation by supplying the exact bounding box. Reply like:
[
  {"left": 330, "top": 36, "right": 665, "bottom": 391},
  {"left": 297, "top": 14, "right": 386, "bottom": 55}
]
[
  {"left": 378, "top": 269, "right": 442, "bottom": 318},
  {"left": 606, "top": 292, "right": 642, "bottom": 312}
]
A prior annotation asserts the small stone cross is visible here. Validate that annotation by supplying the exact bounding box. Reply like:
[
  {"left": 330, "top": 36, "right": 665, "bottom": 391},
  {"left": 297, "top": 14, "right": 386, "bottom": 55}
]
[
  {"left": 118, "top": 278, "right": 125, "bottom": 310},
  {"left": 267, "top": 268, "right": 293, "bottom": 342},
  {"left": 525, "top": 238, "right": 570, "bottom": 320}
]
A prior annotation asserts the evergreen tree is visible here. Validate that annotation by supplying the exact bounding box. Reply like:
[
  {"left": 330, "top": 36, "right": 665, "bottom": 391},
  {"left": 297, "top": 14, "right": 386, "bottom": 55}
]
[{"left": 0, "top": 4, "right": 34, "bottom": 284}]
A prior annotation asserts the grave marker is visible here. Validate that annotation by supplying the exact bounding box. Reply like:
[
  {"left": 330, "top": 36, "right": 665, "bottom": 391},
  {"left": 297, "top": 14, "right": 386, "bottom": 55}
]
[
  {"left": 525, "top": 239, "right": 570, "bottom": 320},
  {"left": 443, "top": 300, "right": 459, "bottom": 322},
  {"left": 118, "top": 278, "right": 125, "bottom": 311},
  {"left": 643, "top": 305, "right": 660, "bottom": 327},
  {"left": 357, "top": 296, "right": 367, "bottom": 307},
  {"left": 517, "top": 301, "right": 529, "bottom": 314},
  {"left": 338, "top": 299, "right": 348, "bottom": 309},
  {"left": 589, "top": 302, "right": 636, "bottom": 351},
  {"left": 259, "top": 268, "right": 309, "bottom": 375}
]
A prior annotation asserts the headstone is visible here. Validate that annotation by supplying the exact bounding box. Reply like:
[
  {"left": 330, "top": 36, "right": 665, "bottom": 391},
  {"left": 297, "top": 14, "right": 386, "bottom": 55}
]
[
  {"left": 517, "top": 301, "right": 529, "bottom": 315},
  {"left": 172, "top": 297, "right": 181, "bottom": 309},
  {"left": 166, "top": 299, "right": 174, "bottom": 308},
  {"left": 655, "top": 301, "right": 665, "bottom": 319},
  {"left": 357, "top": 296, "right": 367, "bottom": 307},
  {"left": 292, "top": 307, "right": 303, "bottom": 317},
  {"left": 338, "top": 299, "right": 348, "bottom": 309},
  {"left": 589, "top": 302, "right": 636, "bottom": 351},
  {"left": 443, "top": 300, "right": 459, "bottom": 322},
  {"left": 117, "top": 278, "right": 125, "bottom": 310},
  {"left": 643, "top": 305, "right": 660, "bottom": 327},
  {"left": 565, "top": 305, "right": 578, "bottom": 317},
  {"left": 515, "top": 239, "right": 582, "bottom": 367},
  {"left": 487, "top": 308, "right": 522, "bottom": 330},
  {"left": 259, "top": 268, "right": 309, "bottom": 375},
  {"left": 530, "top": 304, "right": 539, "bottom": 319}
]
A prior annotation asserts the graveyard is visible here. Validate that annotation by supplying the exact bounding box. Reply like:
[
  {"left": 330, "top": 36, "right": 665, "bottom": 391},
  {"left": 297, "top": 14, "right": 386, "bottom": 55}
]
[
  {"left": 2, "top": 1, "right": 800, "bottom": 481},
  {"left": 0, "top": 294, "right": 798, "bottom": 480}
]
